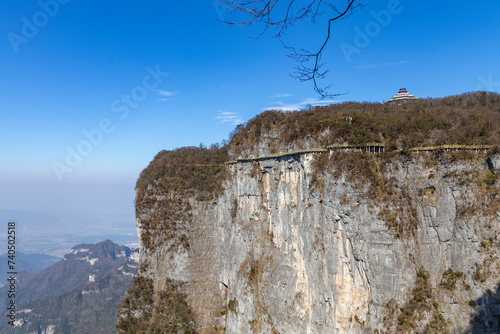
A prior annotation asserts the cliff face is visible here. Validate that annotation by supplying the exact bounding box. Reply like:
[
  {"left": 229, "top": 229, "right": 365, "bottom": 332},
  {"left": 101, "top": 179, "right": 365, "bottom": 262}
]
[{"left": 119, "top": 149, "right": 500, "bottom": 333}]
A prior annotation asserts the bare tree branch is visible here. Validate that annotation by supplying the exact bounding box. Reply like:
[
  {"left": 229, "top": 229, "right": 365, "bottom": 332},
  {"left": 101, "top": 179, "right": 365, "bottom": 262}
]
[{"left": 217, "top": 0, "right": 365, "bottom": 99}]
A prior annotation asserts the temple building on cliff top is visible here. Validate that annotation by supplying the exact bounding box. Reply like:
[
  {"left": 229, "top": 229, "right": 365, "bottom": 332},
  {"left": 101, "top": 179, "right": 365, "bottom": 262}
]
[{"left": 386, "top": 87, "right": 419, "bottom": 103}]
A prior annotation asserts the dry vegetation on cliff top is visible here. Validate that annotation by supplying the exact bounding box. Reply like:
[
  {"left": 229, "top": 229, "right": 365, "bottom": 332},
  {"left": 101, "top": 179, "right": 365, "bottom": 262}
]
[
  {"left": 136, "top": 145, "right": 229, "bottom": 202},
  {"left": 229, "top": 91, "right": 500, "bottom": 156}
]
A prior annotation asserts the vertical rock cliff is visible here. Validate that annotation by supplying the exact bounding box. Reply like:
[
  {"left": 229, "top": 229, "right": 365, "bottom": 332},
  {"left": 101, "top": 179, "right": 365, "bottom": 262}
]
[
  {"left": 118, "top": 151, "right": 499, "bottom": 333},
  {"left": 117, "top": 93, "right": 500, "bottom": 333}
]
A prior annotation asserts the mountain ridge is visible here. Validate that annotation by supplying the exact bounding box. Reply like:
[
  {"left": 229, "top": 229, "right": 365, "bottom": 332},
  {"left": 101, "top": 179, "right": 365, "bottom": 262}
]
[{"left": 0, "top": 240, "right": 138, "bottom": 333}]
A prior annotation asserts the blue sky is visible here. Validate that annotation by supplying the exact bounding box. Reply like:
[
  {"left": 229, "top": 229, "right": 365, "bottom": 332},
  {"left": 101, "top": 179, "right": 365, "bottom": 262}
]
[{"left": 0, "top": 0, "right": 499, "bottom": 242}]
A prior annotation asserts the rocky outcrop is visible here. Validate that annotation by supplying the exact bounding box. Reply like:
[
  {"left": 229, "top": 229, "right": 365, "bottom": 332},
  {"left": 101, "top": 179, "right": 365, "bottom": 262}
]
[
  {"left": 122, "top": 150, "right": 500, "bottom": 334},
  {"left": 488, "top": 153, "right": 500, "bottom": 174}
]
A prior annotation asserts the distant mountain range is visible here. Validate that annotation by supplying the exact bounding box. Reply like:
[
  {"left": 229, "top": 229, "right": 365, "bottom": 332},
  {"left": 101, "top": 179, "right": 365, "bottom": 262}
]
[
  {"left": 0, "top": 251, "right": 60, "bottom": 285},
  {"left": 0, "top": 240, "right": 138, "bottom": 333}
]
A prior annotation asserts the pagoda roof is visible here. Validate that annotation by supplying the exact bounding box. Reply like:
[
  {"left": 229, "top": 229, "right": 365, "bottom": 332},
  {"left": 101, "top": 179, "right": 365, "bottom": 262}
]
[{"left": 386, "top": 88, "right": 418, "bottom": 103}]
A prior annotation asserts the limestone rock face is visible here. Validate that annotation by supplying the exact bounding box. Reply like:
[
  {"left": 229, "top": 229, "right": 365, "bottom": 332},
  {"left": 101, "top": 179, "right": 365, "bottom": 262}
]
[
  {"left": 127, "top": 153, "right": 500, "bottom": 334},
  {"left": 488, "top": 154, "right": 500, "bottom": 174}
]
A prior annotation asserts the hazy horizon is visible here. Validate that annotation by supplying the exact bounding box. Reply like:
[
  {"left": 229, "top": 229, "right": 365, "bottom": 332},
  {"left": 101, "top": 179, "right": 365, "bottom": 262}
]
[{"left": 0, "top": 182, "right": 137, "bottom": 256}]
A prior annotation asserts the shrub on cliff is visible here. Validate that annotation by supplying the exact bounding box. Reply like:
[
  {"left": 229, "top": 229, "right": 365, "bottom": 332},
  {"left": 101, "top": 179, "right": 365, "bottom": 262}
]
[{"left": 116, "top": 277, "right": 196, "bottom": 334}]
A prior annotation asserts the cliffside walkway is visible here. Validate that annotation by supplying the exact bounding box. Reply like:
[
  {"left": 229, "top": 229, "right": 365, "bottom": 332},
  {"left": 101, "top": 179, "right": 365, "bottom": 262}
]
[
  {"left": 158, "top": 144, "right": 494, "bottom": 167},
  {"left": 225, "top": 144, "right": 495, "bottom": 164}
]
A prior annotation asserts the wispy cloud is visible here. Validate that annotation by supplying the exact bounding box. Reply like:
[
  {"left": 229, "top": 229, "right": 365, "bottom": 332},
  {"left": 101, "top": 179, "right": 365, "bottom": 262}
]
[
  {"left": 216, "top": 111, "right": 243, "bottom": 125},
  {"left": 356, "top": 61, "right": 409, "bottom": 69},
  {"left": 264, "top": 98, "right": 337, "bottom": 111},
  {"left": 154, "top": 89, "right": 178, "bottom": 96},
  {"left": 154, "top": 89, "right": 178, "bottom": 102},
  {"left": 270, "top": 93, "right": 294, "bottom": 98}
]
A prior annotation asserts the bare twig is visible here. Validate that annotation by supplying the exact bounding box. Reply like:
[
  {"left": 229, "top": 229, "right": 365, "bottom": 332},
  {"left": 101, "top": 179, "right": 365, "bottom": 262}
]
[{"left": 217, "top": 0, "right": 365, "bottom": 98}]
